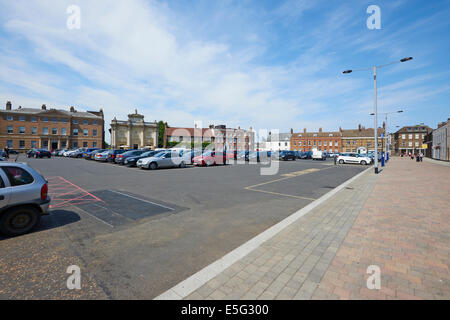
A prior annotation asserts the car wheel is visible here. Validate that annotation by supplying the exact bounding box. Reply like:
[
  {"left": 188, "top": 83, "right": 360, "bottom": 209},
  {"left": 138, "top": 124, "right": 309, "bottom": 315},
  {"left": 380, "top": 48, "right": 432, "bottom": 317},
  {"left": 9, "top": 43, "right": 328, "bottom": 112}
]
[
  {"left": 339, "top": 159, "right": 344, "bottom": 164},
  {"left": 360, "top": 160, "right": 366, "bottom": 165},
  {"left": 149, "top": 162, "right": 158, "bottom": 170},
  {"left": 179, "top": 161, "right": 186, "bottom": 168},
  {"left": 35, "top": 154, "right": 38, "bottom": 158},
  {"left": 0, "top": 206, "right": 41, "bottom": 237},
  {"left": 48, "top": 155, "right": 51, "bottom": 158}
]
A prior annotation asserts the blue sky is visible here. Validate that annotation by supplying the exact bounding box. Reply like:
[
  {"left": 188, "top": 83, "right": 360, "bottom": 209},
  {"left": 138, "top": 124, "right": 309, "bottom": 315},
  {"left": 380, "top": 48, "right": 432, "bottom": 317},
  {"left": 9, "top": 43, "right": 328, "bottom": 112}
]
[{"left": 0, "top": 0, "right": 449, "bottom": 141}]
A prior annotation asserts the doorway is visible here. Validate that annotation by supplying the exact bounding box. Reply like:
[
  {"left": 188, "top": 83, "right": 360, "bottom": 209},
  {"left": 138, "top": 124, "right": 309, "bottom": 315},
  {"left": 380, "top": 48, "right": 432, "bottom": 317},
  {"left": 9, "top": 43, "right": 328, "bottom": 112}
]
[{"left": 51, "top": 141, "right": 58, "bottom": 150}]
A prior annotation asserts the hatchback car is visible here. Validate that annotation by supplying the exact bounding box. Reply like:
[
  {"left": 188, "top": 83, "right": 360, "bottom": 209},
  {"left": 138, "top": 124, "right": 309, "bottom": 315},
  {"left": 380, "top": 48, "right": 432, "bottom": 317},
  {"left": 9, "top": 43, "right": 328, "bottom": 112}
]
[
  {"left": 106, "top": 149, "right": 128, "bottom": 163},
  {"left": 0, "top": 163, "right": 50, "bottom": 236},
  {"left": 272, "top": 150, "right": 296, "bottom": 161},
  {"left": 114, "top": 150, "right": 146, "bottom": 165},
  {"left": 124, "top": 150, "right": 159, "bottom": 167},
  {"left": 193, "top": 151, "right": 233, "bottom": 166},
  {"left": 337, "top": 153, "right": 371, "bottom": 165},
  {"left": 137, "top": 151, "right": 190, "bottom": 170},
  {"left": 27, "top": 149, "right": 51, "bottom": 158}
]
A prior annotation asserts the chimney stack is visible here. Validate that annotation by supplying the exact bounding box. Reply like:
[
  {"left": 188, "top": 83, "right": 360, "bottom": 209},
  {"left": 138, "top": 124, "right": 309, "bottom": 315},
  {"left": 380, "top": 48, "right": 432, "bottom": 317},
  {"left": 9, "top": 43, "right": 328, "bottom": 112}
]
[
  {"left": 41, "top": 104, "right": 46, "bottom": 110},
  {"left": 6, "top": 101, "right": 11, "bottom": 110},
  {"left": 383, "top": 121, "right": 386, "bottom": 130},
  {"left": 290, "top": 128, "right": 293, "bottom": 134},
  {"left": 70, "top": 106, "right": 75, "bottom": 112},
  {"left": 303, "top": 128, "right": 306, "bottom": 133},
  {"left": 358, "top": 124, "right": 361, "bottom": 131},
  {"left": 319, "top": 128, "right": 322, "bottom": 133},
  {"left": 339, "top": 126, "right": 342, "bottom": 132}
]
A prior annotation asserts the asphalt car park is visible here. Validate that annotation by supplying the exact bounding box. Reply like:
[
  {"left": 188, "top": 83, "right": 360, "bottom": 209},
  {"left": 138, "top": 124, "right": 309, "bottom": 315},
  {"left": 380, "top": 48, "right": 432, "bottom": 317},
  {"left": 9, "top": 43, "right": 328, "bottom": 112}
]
[{"left": 0, "top": 154, "right": 366, "bottom": 299}]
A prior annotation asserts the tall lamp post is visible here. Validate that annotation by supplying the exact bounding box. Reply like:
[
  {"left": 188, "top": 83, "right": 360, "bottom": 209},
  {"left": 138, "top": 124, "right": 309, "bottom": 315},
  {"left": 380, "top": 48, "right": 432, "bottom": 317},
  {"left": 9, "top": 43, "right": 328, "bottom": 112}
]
[
  {"left": 370, "top": 110, "right": 404, "bottom": 162},
  {"left": 343, "top": 57, "right": 413, "bottom": 174}
]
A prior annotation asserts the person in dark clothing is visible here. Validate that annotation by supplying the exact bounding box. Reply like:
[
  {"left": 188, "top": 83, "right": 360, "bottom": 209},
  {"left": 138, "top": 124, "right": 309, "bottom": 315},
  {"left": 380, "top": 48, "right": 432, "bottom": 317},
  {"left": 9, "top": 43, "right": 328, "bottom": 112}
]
[{"left": 4, "top": 146, "right": 9, "bottom": 159}]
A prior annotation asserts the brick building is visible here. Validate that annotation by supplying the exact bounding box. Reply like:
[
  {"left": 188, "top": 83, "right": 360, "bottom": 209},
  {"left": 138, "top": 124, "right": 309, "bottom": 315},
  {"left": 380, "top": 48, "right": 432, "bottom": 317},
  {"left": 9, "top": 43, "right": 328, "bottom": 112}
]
[
  {"left": 393, "top": 124, "right": 432, "bottom": 156},
  {"left": 164, "top": 124, "right": 255, "bottom": 152},
  {"left": 340, "top": 124, "right": 385, "bottom": 154},
  {"left": 291, "top": 128, "right": 341, "bottom": 153},
  {"left": 0, "top": 101, "right": 105, "bottom": 151}
]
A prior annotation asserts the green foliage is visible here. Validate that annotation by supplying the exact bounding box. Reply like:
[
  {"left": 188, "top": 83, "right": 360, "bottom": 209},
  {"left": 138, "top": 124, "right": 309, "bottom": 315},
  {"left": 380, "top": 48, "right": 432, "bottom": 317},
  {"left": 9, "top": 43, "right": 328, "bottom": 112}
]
[{"left": 158, "top": 121, "right": 168, "bottom": 148}]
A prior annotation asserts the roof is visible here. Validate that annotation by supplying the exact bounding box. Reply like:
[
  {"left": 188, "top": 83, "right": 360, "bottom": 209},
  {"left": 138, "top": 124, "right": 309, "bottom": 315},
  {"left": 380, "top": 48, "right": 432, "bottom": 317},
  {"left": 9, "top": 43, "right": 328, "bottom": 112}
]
[
  {"left": 166, "top": 126, "right": 252, "bottom": 137},
  {"left": 341, "top": 128, "right": 384, "bottom": 138},
  {"left": 395, "top": 125, "right": 432, "bottom": 134},
  {"left": 292, "top": 131, "right": 341, "bottom": 138},
  {"left": 0, "top": 107, "right": 103, "bottom": 119},
  {"left": 266, "top": 133, "right": 291, "bottom": 142}
]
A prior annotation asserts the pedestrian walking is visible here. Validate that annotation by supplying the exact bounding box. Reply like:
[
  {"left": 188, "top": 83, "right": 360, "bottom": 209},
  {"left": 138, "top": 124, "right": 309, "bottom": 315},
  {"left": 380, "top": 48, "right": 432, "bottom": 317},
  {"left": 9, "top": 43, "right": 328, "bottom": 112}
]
[
  {"left": 420, "top": 152, "right": 423, "bottom": 162},
  {"left": 410, "top": 152, "right": 414, "bottom": 160}
]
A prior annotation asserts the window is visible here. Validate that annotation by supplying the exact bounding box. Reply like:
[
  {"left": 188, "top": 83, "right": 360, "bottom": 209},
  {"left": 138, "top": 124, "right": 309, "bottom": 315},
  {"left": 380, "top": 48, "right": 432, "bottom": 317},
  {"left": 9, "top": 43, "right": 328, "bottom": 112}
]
[
  {"left": 408, "top": 134, "right": 412, "bottom": 139},
  {"left": 323, "top": 141, "right": 327, "bottom": 146},
  {"left": 83, "top": 120, "right": 88, "bottom": 125},
  {"left": 73, "top": 129, "right": 78, "bottom": 136},
  {"left": 61, "top": 141, "right": 67, "bottom": 148},
  {"left": 31, "top": 117, "right": 37, "bottom": 122},
  {"left": 52, "top": 128, "right": 58, "bottom": 135},
  {"left": 92, "top": 129, "right": 98, "bottom": 137},
  {"left": 318, "top": 141, "right": 322, "bottom": 146},
  {"left": 7, "top": 115, "right": 13, "bottom": 121},
  {"left": 93, "top": 142, "right": 97, "bottom": 148},
  {"left": 402, "top": 134, "right": 406, "bottom": 139},
  {"left": 73, "top": 119, "right": 78, "bottom": 124},
  {"left": 7, "top": 126, "right": 13, "bottom": 134},
  {"left": 19, "top": 140, "right": 25, "bottom": 149},
  {"left": 43, "top": 140, "right": 48, "bottom": 148},
  {"left": 408, "top": 142, "right": 412, "bottom": 147},
  {"left": 83, "top": 129, "right": 88, "bottom": 136},
  {"left": 31, "top": 127, "right": 37, "bottom": 134},
  {"left": 31, "top": 141, "right": 37, "bottom": 148},
  {"left": 93, "top": 121, "right": 97, "bottom": 125},
  {"left": 52, "top": 118, "right": 58, "bottom": 123},
  {"left": 19, "top": 127, "right": 25, "bottom": 134},
  {"left": 42, "top": 117, "right": 48, "bottom": 122},
  {"left": 73, "top": 142, "right": 78, "bottom": 148},
  {"left": 61, "top": 118, "right": 68, "bottom": 123},
  {"left": 83, "top": 142, "right": 88, "bottom": 148},
  {"left": 415, "top": 134, "right": 419, "bottom": 139},
  {"left": 415, "top": 142, "right": 419, "bottom": 147},
  {"left": 6, "top": 140, "right": 12, "bottom": 148},
  {"left": 43, "top": 127, "right": 49, "bottom": 135},
  {"left": 299, "top": 141, "right": 301, "bottom": 146},
  {"left": 1, "top": 166, "right": 34, "bottom": 186},
  {"left": 19, "top": 116, "right": 25, "bottom": 121},
  {"left": 61, "top": 128, "right": 67, "bottom": 135}
]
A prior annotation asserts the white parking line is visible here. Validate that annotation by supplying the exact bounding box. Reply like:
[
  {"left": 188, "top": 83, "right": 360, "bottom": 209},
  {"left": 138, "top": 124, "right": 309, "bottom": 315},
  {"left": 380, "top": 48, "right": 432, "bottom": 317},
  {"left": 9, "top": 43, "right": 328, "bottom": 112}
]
[{"left": 108, "top": 189, "right": 175, "bottom": 211}]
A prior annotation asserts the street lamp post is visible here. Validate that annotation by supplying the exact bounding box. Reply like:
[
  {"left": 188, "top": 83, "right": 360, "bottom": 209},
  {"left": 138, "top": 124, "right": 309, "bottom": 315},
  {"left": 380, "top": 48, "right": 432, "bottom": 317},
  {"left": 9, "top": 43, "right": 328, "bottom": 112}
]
[{"left": 343, "top": 57, "right": 412, "bottom": 174}]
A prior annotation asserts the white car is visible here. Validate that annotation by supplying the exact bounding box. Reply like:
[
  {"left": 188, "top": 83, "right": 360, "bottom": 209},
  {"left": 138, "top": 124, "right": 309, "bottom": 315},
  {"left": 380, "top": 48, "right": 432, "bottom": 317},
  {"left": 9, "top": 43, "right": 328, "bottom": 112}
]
[
  {"left": 337, "top": 153, "right": 371, "bottom": 165},
  {"left": 137, "top": 151, "right": 191, "bottom": 170},
  {"left": 63, "top": 149, "right": 76, "bottom": 157},
  {"left": 312, "top": 150, "right": 326, "bottom": 160}
]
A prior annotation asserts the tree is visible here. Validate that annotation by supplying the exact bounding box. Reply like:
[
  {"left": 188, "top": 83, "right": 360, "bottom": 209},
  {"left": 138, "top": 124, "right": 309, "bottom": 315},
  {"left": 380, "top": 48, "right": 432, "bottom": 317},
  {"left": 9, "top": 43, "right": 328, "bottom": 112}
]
[{"left": 157, "top": 121, "right": 168, "bottom": 148}]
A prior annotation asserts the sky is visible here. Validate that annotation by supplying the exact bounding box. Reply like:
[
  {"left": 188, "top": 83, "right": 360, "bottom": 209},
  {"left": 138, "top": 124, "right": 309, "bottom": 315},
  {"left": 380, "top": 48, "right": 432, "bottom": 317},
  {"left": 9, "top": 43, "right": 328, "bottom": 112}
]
[{"left": 0, "top": 0, "right": 449, "bottom": 142}]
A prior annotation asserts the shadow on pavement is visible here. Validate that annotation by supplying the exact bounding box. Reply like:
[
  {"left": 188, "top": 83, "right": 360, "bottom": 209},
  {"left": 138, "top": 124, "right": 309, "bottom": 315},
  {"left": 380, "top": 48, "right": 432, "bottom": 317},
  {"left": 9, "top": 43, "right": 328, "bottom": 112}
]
[{"left": 0, "top": 209, "right": 80, "bottom": 240}]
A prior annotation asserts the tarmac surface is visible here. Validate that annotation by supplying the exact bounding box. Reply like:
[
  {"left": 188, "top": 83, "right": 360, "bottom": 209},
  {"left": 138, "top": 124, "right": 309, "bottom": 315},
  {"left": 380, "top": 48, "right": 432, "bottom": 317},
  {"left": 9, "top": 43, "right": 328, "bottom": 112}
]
[{"left": 0, "top": 155, "right": 365, "bottom": 299}]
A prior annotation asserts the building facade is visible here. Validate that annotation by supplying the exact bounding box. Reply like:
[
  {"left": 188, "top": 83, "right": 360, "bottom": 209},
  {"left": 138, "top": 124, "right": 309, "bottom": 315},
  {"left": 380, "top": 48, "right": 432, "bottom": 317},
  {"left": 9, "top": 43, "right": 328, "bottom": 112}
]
[
  {"left": 341, "top": 124, "right": 384, "bottom": 154},
  {"left": 164, "top": 124, "right": 255, "bottom": 152},
  {"left": 110, "top": 110, "right": 158, "bottom": 149},
  {"left": 0, "top": 101, "right": 104, "bottom": 151},
  {"left": 266, "top": 130, "right": 292, "bottom": 151},
  {"left": 393, "top": 125, "right": 432, "bottom": 156},
  {"left": 291, "top": 128, "right": 341, "bottom": 153},
  {"left": 432, "top": 119, "right": 449, "bottom": 161}
]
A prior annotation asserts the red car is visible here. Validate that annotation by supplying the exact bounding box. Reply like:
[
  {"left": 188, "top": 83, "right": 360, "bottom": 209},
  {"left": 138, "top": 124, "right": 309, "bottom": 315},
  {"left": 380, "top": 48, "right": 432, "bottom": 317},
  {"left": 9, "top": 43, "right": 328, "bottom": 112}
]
[{"left": 193, "top": 151, "right": 234, "bottom": 166}]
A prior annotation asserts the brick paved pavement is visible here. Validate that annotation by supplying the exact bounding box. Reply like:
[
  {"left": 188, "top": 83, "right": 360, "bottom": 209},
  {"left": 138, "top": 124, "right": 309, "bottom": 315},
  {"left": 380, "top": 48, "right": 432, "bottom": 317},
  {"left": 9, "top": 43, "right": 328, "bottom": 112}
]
[
  {"left": 178, "top": 157, "right": 449, "bottom": 300},
  {"left": 313, "top": 157, "right": 450, "bottom": 300}
]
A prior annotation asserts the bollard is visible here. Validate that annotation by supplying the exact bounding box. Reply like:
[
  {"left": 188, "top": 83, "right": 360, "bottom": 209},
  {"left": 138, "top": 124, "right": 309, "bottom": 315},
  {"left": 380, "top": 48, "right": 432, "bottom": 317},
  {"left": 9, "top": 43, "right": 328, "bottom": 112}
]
[
  {"left": 381, "top": 154, "right": 385, "bottom": 167},
  {"left": 334, "top": 155, "right": 337, "bottom": 165}
]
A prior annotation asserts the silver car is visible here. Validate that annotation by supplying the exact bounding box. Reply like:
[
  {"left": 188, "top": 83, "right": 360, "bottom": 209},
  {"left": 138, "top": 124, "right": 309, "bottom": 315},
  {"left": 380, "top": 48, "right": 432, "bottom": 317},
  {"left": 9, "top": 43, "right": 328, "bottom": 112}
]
[
  {"left": 94, "top": 150, "right": 109, "bottom": 161},
  {"left": 0, "top": 163, "right": 51, "bottom": 236},
  {"left": 137, "top": 151, "right": 191, "bottom": 170}
]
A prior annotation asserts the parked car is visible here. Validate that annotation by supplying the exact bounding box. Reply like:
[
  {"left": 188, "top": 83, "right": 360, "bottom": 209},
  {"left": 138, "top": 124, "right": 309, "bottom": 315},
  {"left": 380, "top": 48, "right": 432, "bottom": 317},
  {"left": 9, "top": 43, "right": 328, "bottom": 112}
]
[
  {"left": 69, "top": 148, "right": 87, "bottom": 158},
  {"left": 137, "top": 151, "right": 190, "bottom": 170},
  {"left": 27, "top": 149, "right": 51, "bottom": 158},
  {"left": 106, "top": 149, "right": 128, "bottom": 163},
  {"left": 94, "top": 150, "right": 110, "bottom": 162},
  {"left": 312, "top": 150, "right": 327, "bottom": 160},
  {"left": 114, "top": 150, "right": 146, "bottom": 164},
  {"left": 51, "top": 149, "right": 61, "bottom": 156},
  {"left": 124, "top": 150, "right": 160, "bottom": 167},
  {"left": 83, "top": 148, "right": 103, "bottom": 159},
  {"left": 63, "top": 149, "right": 77, "bottom": 157},
  {"left": 0, "top": 162, "right": 50, "bottom": 236},
  {"left": 192, "top": 151, "right": 233, "bottom": 166},
  {"left": 337, "top": 153, "right": 371, "bottom": 165},
  {"left": 272, "top": 150, "right": 296, "bottom": 161}
]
